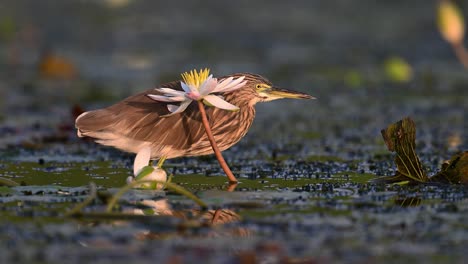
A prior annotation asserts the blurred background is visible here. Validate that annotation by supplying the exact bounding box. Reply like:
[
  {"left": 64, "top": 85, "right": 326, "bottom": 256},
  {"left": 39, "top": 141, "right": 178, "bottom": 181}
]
[
  {"left": 0, "top": 0, "right": 466, "bottom": 162},
  {"left": 2, "top": 2, "right": 468, "bottom": 262}
]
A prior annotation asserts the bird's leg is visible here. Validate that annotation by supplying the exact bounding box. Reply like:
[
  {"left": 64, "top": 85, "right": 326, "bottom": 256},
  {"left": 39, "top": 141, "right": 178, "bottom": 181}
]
[
  {"left": 157, "top": 156, "right": 166, "bottom": 168},
  {"left": 197, "top": 101, "right": 238, "bottom": 183},
  {"left": 226, "top": 183, "right": 237, "bottom": 192},
  {"left": 211, "top": 209, "right": 223, "bottom": 224}
]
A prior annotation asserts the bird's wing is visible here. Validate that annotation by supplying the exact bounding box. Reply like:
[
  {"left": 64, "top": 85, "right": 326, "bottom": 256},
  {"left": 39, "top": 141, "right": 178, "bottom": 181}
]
[{"left": 75, "top": 81, "right": 207, "bottom": 157}]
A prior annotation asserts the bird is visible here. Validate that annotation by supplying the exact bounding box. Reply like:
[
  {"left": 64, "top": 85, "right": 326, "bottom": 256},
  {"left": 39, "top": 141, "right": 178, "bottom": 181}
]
[{"left": 75, "top": 72, "right": 314, "bottom": 168}]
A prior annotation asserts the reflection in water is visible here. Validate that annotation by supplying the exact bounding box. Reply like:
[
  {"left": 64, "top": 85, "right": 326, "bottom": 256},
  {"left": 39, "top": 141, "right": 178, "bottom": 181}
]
[
  {"left": 125, "top": 197, "right": 251, "bottom": 239},
  {"left": 130, "top": 198, "right": 173, "bottom": 216},
  {"left": 394, "top": 195, "right": 422, "bottom": 207}
]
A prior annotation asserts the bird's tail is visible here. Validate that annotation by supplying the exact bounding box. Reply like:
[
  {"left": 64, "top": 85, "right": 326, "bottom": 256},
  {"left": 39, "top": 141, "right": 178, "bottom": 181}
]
[
  {"left": 75, "top": 108, "right": 150, "bottom": 155},
  {"left": 75, "top": 109, "right": 116, "bottom": 138}
]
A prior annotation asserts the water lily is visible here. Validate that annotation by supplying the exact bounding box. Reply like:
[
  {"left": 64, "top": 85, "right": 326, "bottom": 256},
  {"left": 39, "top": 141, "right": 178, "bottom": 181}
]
[
  {"left": 144, "top": 68, "right": 246, "bottom": 184},
  {"left": 147, "top": 68, "right": 247, "bottom": 116},
  {"left": 127, "top": 146, "right": 167, "bottom": 189}
]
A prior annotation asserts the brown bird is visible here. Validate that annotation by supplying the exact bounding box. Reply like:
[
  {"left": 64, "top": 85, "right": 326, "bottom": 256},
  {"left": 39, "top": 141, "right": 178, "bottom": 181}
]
[{"left": 75, "top": 72, "right": 314, "bottom": 165}]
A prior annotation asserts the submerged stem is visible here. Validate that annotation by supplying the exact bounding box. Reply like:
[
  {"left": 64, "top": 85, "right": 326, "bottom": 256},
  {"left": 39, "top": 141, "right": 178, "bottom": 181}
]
[
  {"left": 106, "top": 179, "right": 207, "bottom": 212},
  {"left": 197, "top": 101, "right": 238, "bottom": 183},
  {"left": 65, "top": 182, "right": 97, "bottom": 216}
]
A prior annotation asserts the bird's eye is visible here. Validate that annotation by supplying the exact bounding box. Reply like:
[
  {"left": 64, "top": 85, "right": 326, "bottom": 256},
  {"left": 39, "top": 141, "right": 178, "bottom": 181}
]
[{"left": 256, "top": 84, "right": 262, "bottom": 89}]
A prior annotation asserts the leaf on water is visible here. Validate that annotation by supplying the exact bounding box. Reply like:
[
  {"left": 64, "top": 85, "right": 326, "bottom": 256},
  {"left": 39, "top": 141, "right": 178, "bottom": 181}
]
[
  {"left": 430, "top": 151, "right": 468, "bottom": 184},
  {"left": 383, "top": 56, "right": 413, "bottom": 83},
  {"left": 379, "top": 117, "right": 428, "bottom": 183},
  {"left": 0, "top": 16, "right": 16, "bottom": 42},
  {"left": 0, "top": 186, "right": 15, "bottom": 195},
  {"left": 376, "top": 117, "right": 468, "bottom": 185},
  {"left": 0, "top": 177, "right": 19, "bottom": 187}
]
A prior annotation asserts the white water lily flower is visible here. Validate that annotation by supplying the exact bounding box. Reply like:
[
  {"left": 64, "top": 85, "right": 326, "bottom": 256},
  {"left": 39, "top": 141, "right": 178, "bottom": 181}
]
[
  {"left": 147, "top": 68, "right": 246, "bottom": 116},
  {"left": 127, "top": 146, "right": 167, "bottom": 189}
]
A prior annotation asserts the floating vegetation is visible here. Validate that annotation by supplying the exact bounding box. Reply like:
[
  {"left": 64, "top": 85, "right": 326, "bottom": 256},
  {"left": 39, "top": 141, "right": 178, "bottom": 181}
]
[
  {"left": 64, "top": 167, "right": 208, "bottom": 217},
  {"left": 1, "top": 1, "right": 468, "bottom": 263},
  {"left": 383, "top": 56, "right": 413, "bottom": 83},
  {"left": 0, "top": 177, "right": 19, "bottom": 187},
  {"left": 376, "top": 117, "right": 467, "bottom": 184}
]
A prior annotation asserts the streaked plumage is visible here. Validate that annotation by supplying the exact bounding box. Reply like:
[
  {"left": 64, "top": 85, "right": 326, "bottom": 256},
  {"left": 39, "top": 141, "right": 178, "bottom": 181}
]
[{"left": 76, "top": 73, "right": 313, "bottom": 159}]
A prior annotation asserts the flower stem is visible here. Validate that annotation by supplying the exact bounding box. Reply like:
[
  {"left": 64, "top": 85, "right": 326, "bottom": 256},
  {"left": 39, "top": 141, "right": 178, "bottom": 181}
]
[
  {"left": 106, "top": 179, "right": 207, "bottom": 212},
  {"left": 65, "top": 182, "right": 97, "bottom": 217},
  {"left": 452, "top": 42, "right": 468, "bottom": 69},
  {"left": 197, "top": 101, "right": 238, "bottom": 183}
]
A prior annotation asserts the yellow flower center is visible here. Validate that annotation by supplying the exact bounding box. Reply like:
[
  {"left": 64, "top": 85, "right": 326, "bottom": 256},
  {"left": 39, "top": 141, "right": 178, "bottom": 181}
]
[{"left": 181, "top": 68, "right": 210, "bottom": 87}]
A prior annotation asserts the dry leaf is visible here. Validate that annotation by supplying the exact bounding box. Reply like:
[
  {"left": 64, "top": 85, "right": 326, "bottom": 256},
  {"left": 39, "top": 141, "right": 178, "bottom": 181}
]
[
  {"left": 431, "top": 152, "right": 468, "bottom": 184},
  {"left": 380, "top": 117, "right": 428, "bottom": 183}
]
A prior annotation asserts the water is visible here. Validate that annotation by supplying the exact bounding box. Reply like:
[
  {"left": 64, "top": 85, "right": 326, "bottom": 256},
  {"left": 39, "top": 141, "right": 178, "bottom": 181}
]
[{"left": 1, "top": 0, "right": 468, "bottom": 262}]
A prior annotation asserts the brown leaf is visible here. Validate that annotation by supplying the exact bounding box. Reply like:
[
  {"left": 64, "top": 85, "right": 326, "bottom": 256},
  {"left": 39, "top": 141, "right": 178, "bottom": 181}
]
[
  {"left": 376, "top": 117, "right": 468, "bottom": 185},
  {"left": 431, "top": 151, "right": 468, "bottom": 184},
  {"left": 380, "top": 117, "right": 428, "bottom": 183},
  {"left": 38, "top": 52, "right": 77, "bottom": 80}
]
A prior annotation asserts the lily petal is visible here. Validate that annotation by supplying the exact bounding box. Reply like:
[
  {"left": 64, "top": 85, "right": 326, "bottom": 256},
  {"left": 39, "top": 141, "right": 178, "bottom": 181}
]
[
  {"left": 133, "top": 146, "right": 152, "bottom": 176},
  {"left": 199, "top": 76, "right": 218, "bottom": 95},
  {"left": 221, "top": 76, "right": 245, "bottom": 91},
  {"left": 147, "top": 94, "right": 185, "bottom": 102},
  {"left": 213, "top": 77, "right": 233, "bottom": 92},
  {"left": 186, "top": 83, "right": 198, "bottom": 93},
  {"left": 167, "top": 104, "right": 178, "bottom": 112},
  {"left": 155, "top": 88, "right": 186, "bottom": 96},
  {"left": 222, "top": 80, "right": 247, "bottom": 92},
  {"left": 163, "top": 100, "right": 192, "bottom": 116},
  {"left": 181, "top": 82, "right": 191, "bottom": 93},
  {"left": 203, "top": 95, "right": 239, "bottom": 111},
  {"left": 214, "top": 76, "right": 246, "bottom": 93}
]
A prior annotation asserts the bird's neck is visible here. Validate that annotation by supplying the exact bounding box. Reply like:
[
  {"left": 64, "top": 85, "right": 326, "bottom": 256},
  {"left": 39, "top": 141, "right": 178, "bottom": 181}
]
[{"left": 207, "top": 92, "right": 256, "bottom": 145}]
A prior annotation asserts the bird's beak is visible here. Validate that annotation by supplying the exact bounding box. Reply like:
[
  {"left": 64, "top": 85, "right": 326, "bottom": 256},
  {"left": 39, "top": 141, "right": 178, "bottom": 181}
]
[{"left": 264, "top": 87, "right": 316, "bottom": 101}]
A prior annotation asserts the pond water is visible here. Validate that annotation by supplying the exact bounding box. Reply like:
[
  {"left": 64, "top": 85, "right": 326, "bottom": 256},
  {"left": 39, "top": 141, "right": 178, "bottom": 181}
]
[{"left": 1, "top": 0, "right": 468, "bottom": 263}]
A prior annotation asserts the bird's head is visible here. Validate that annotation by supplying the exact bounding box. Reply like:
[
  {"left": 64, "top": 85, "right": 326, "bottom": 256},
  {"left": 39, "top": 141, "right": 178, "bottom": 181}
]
[{"left": 225, "top": 73, "right": 315, "bottom": 106}]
